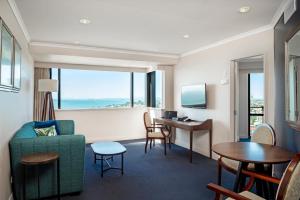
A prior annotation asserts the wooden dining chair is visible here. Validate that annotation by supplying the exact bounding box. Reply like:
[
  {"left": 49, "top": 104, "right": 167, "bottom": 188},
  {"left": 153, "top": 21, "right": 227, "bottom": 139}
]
[
  {"left": 207, "top": 153, "right": 300, "bottom": 200},
  {"left": 143, "top": 112, "right": 171, "bottom": 155},
  {"left": 217, "top": 124, "right": 276, "bottom": 185}
]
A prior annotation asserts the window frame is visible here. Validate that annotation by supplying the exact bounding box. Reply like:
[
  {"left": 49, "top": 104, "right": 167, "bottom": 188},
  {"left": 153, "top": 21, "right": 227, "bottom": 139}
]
[
  {"left": 51, "top": 68, "right": 153, "bottom": 110},
  {"left": 0, "top": 17, "right": 22, "bottom": 93}
]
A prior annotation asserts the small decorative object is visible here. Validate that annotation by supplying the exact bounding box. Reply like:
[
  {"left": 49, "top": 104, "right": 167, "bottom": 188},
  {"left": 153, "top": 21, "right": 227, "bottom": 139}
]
[{"left": 38, "top": 79, "right": 58, "bottom": 121}]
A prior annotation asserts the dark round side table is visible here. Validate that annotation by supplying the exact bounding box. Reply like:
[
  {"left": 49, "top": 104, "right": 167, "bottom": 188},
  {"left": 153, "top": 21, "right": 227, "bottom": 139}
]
[{"left": 21, "top": 152, "right": 60, "bottom": 200}]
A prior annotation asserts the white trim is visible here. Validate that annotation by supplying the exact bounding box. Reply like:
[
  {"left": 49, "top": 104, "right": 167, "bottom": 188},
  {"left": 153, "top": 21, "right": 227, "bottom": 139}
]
[
  {"left": 30, "top": 42, "right": 179, "bottom": 59},
  {"left": 7, "top": 0, "right": 31, "bottom": 42},
  {"left": 8, "top": 193, "right": 13, "bottom": 200},
  {"left": 181, "top": 25, "right": 273, "bottom": 57},
  {"left": 270, "top": 0, "right": 290, "bottom": 26}
]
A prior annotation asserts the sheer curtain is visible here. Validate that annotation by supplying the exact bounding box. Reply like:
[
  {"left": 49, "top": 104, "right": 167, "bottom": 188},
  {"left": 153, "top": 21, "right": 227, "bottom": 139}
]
[{"left": 33, "top": 68, "right": 50, "bottom": 121}]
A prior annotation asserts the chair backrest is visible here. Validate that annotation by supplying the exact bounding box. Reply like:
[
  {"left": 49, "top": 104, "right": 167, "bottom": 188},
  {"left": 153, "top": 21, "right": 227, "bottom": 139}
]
[
  {"left": 250, "top": 123, "right": 276, "bottom": 145},
  {"left": 143, "top": 112, "right": 152, "bottom": 129},
  {"left": 276, "top": 154, "right": 300, "bottom": 200}
]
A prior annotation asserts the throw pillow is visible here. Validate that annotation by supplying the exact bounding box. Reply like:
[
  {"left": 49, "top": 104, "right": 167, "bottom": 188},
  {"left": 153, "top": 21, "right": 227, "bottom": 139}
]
[
  {"left": 35, "top": 120, "right": 60, "bottom": 135},
  {"left": 34, "top": 125, "right": 58, "bottom": 136}
]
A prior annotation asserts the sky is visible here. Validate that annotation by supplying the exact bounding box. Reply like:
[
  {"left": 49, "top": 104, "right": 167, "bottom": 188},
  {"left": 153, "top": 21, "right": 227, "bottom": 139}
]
[
  {"left": 250, "top": 73, "right": 264, "bottom": 100},
  {"left": 52, "top": 69, "right": 162, "bottom": 100}
]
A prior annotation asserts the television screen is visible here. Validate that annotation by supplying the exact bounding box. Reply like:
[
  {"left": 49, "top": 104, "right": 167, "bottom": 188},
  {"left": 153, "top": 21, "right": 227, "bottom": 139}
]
[{"left": 181, "top": 84, "right": 207, "bottom": 108}]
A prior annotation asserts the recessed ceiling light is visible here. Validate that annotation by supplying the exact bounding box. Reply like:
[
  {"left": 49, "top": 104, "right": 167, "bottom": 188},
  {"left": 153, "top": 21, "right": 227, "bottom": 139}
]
[
  {"left": 239, "top": 6, "right": 251, "bottom": 13},
  {"left": 79, "top": 18, "right": 91, "bottom": 24},
  {"left": 183, "top": 34, "right": 190, "bottom": 39}
]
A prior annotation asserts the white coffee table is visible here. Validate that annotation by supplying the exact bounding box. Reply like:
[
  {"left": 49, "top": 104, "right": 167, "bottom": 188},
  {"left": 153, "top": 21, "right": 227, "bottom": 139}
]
[{"left": 91, "top": 141, "right": 127, "bottom": 177}]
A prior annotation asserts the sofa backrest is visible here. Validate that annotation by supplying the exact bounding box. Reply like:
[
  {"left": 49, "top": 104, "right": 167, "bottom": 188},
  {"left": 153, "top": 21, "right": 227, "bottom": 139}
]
[
  {"left": 12, "top": 120, "right": 75, "bottom": 139},
  {"left": 56, "top": 120, "right": 74, "bottom": 135}
]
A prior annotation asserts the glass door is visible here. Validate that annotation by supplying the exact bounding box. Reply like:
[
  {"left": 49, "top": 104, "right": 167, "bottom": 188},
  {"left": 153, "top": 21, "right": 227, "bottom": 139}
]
[{"left": 249, "top": 73, "right": 264, "bottom": 137}]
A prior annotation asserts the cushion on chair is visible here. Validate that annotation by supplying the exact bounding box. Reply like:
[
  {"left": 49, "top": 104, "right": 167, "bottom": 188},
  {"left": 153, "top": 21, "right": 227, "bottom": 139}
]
[
  {"left": 148, "top": 130, "right": 170, "bottom": 138},
  {"left": 226, "top": 191, "right": 265, "bottom": 200},
  {"left": 251, "top": 124, "right": 275, "bottom": 145},
  {"left": 221, "top": 157, "right": 255, "bottom": 171},
  {"left": 277, "top": 162, "right": 300, "bottom": 200},
  {"left": 144, "top": 112, "right": 153, "bottom": 127}
]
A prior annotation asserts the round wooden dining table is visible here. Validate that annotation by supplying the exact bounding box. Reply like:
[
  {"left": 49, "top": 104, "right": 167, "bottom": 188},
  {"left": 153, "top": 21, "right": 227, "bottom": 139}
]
[{"left": 212, "top": 142, "right": 294, "bottom": 198}]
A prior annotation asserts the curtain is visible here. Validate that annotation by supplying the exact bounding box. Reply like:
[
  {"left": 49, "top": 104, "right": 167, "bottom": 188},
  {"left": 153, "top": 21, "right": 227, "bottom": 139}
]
[{"left": 33, "top": 68, "right": 50, "bottom": 121}]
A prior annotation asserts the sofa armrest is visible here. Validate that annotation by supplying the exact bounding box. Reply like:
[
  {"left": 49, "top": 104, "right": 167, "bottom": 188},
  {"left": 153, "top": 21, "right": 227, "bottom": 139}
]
[{"left": 10, "top": 135, "right": 86, "bottom": 199}]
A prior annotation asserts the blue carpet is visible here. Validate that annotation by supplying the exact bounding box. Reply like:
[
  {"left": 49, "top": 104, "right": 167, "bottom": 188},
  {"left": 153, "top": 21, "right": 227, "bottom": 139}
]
[{"left": 50, "top": 140, "right": 235, "bottom": 200}]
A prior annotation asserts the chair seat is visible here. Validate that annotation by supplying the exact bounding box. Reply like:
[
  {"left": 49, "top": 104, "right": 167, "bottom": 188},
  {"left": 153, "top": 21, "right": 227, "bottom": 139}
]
[
  {"left": 221, "top": 157, "right": 265, "bottom": 171},
  {"left": 148, "top": 130, "right": 169, "bottom": 138},
  {"left": 226, "top": 191, "right": 265, "bottom": 200}
]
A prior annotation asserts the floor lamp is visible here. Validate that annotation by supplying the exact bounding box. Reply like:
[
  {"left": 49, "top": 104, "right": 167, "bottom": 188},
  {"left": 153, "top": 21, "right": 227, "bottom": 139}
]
[{"left": 39, "top": 79, "right": 58, "bottom": 121}]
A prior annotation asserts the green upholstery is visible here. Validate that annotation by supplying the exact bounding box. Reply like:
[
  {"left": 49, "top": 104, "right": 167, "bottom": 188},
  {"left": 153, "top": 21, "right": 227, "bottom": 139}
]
[{"left": 9, "top": 120, "right": 85, "bottom": 200}]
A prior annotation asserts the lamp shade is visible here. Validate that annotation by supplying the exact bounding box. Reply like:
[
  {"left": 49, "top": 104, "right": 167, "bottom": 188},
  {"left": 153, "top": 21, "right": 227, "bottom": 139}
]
[{"left": 38, "top": 79, "right": 58, "bottom": 92}]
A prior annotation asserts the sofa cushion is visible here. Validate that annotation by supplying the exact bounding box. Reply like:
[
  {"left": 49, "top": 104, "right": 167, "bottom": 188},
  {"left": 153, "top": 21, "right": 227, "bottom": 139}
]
[
  {"left": 35, "top": 120, "right": 61, "bottom": 135},
  {"left": 13, "top": 122, "right": 37, "bottom": 139},
  {"left": 34, "top": 125, "right": 58, "bottom": 136}
]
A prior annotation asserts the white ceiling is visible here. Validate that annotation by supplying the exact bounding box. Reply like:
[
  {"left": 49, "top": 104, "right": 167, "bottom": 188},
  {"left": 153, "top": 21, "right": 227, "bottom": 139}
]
[{"left": 15, "top": 0, "right": 283, "bottom": 55}]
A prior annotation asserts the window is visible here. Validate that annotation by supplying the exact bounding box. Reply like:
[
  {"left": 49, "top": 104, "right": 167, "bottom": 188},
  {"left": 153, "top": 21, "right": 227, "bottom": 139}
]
[
  {"left": 1, "top": 25, "right": 13, "bottom": 87},
  {"left": 155, "top": 71, "right": 163, "bottom": 108},
  {"left": 133, "top": 72, "right": 146, "bottom": 107},
  {"left": 51, "top": 68, "right": 59, "bottom": 109},
  {"left": 0, "top": 17, "right": 22, "bottom": 92},
  {"left": 249, "top": 73, "right": 264, "bottom": 136},
  {"left": 51, "top": 68, "right": 163, "bottom": 110}
]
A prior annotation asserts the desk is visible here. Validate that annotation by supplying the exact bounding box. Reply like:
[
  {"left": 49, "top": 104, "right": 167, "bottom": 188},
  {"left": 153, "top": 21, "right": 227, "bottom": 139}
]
[
  {"left": 154, "top": 118, "right": 213, "bottom": 162},
  {"left": 213, "top": 142, "right": 294, "bottom": 197}
]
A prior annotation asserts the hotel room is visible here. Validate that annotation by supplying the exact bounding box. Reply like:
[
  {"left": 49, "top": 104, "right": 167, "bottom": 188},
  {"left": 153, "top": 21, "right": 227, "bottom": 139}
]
[{"left": 1, "top": 0, "right": 300, "bottom": 199}]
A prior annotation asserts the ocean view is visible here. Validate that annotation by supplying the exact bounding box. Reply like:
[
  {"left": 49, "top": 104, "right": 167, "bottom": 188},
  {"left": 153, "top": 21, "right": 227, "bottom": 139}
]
[{"left": 53, "top": 98, "right": 148, "bottom": 109}]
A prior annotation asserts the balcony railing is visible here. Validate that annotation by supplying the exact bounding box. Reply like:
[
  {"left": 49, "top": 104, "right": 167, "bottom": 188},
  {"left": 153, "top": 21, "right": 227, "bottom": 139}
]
[{"left": 249, "top": 106, "right": 264, "bottom": 135}]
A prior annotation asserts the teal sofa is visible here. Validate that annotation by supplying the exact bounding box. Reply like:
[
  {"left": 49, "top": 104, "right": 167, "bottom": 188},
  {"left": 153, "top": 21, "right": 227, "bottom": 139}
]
[{"left": 9, "top": 120, "right": 85, "bottom": 200}]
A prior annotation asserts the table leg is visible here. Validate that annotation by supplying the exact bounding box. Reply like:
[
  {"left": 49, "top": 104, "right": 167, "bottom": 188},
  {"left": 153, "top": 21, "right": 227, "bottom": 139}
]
[
  {"left": 23, "top": 165, "right": 26, "bottom": 200},
  {"left": 57, "top": 159, "right": 60, "bottom": 200},
  {"left": 190, "top": 131, "right": 193, "bottom": 163},
  {"left": 101, "top": 155, "right": 104, "bottom": 178},
  {"left": 255, "top": 164, "right": 267, "bottom": 198},
  {"left": 209, "top": 128, "right": 212, "bottom": 159},
  {"left": 37, "top": 166, "right": 40, "bottom": 199},
  {"left": 121, "top": 153, "right": 124, "bottom": 175},
  {"left": 233, "top": 162, "right": 248, "bottom": 192}
]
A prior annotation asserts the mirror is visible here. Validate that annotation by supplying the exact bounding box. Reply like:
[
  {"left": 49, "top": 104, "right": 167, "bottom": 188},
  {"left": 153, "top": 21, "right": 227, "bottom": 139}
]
[{"left": 286, "top": 32, "right": 300, "bottom": 126}]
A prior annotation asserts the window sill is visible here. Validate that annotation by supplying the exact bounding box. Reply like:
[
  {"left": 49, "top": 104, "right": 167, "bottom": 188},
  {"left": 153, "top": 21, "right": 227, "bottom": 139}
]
[{"left": 54, "top": 106, "right": 148, "bottom": 112}]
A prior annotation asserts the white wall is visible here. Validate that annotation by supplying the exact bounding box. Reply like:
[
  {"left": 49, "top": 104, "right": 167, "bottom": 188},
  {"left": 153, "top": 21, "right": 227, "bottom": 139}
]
[
  {"left": 0, "top": 0, "right": 34, "bottom": 199},
  {"left": 56, "top": 108, "right": 147, "bottom": 143},
  {"left": 174, "top": 29, "right": 274, "bottom": 158}
]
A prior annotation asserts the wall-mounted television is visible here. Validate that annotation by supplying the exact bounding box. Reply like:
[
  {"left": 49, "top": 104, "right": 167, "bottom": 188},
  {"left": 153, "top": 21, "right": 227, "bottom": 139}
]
[{"left": 181, "top": 84, "right": 207, "bottom": 108}]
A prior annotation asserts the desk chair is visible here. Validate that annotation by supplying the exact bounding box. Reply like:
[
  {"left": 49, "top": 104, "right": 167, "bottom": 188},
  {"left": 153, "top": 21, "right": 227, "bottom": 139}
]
[
  {"left": 143, "top": 112, "right": 171, "bottom": 155},
  {"left": 208, "top": 153, "right": 300, "bottom": 200},
  {"left": 218, "top": 124, "right": 276, "bottom": 186}
]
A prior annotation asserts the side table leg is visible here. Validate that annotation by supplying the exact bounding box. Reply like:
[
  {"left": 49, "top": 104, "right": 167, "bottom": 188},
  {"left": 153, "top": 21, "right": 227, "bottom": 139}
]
[
  {"left": 121, "top": 153, "right": 124, "bottom": 175},
  {"left": 23, "top": 165, "right": 26, "bottom": 200},
  {"left": 101, "top": 155, "right": 104, "bottom": 178},
  {"left": 57, "top": 159, "right": 60, "bottom": 200},
  {"left": 37, "top": 166, "right": 40, "bottom": 199}
]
